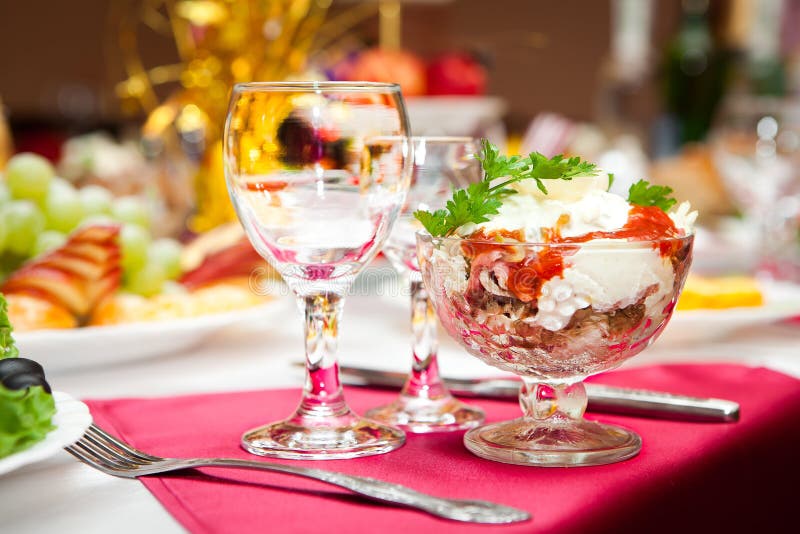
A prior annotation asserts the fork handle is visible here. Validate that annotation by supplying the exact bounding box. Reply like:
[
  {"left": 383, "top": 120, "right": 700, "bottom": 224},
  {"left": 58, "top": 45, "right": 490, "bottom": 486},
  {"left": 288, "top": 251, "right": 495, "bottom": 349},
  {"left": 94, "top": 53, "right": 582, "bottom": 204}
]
[{"left": 164, "top": 458, "right": 529, "bottom": 524}]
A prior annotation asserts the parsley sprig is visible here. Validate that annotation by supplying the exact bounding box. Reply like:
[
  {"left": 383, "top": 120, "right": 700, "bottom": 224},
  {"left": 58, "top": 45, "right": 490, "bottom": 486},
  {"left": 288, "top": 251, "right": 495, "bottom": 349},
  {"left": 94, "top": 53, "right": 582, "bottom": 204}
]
[
  {"left": 627, "top": 180, "right": 677, "bottom": 212},
  {"left": 414, "top": 139, "right": 598, "bottom": 236}
]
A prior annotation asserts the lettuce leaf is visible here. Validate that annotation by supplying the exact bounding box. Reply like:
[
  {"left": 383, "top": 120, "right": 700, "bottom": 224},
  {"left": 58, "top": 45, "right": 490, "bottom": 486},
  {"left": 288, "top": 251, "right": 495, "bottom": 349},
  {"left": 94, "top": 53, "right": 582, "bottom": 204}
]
[{"left": 0, "top": 385, "right": 56, "bottom": 458}]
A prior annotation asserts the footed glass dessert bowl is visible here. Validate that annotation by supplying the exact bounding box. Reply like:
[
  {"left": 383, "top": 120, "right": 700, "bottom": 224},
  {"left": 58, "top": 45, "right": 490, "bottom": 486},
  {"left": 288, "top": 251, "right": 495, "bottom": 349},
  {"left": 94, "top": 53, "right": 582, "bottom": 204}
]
[{"left": 418, "top": 232, "right": 693, "bottom": 466}]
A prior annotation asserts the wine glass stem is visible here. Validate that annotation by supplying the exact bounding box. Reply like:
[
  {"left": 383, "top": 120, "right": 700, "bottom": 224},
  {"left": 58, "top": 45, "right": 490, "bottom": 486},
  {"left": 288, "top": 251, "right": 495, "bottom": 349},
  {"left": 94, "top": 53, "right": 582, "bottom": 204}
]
[
  {"left": 400, "top": 279, "right": 448, "bottom": 400},
  {"left": 298, "top": 293, "right": 350, "bottom": 418},
  {"left": 519, "top": 380, "right": 588, "bottom": 421}
]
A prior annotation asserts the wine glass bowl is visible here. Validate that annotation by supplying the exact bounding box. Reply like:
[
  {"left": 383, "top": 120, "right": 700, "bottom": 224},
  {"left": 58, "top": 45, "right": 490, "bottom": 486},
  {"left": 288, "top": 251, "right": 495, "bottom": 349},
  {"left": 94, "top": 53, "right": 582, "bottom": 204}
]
[
  {"left": 225, "top": 81, "right": 412, "bottom": 459},
  {"left": 364, "top": 137, "right": 486, "bottom": 433},
  {"left": 226, "top": 83, "right": 411, "bottom": 294},
  {"left": 710, "top": 95, "right": 800, "bottom": 280},
  {"left": 380, "top": 137, "right": 482, "bottom": 276},
  {"left": 418, "top": 233, "right": 693, "bottom": 466}
]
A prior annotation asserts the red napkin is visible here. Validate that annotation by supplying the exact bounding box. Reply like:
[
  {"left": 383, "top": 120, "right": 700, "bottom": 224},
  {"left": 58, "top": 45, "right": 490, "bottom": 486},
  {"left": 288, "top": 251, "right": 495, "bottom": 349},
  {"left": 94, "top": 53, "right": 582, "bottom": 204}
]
[{"left": 86, "top": 364, "right": 800, "bottom": 534}]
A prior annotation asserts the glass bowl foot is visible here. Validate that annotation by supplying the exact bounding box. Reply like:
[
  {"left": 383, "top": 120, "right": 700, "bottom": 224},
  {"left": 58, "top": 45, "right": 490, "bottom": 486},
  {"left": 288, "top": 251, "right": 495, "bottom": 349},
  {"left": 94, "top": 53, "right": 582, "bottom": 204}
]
[
  {"left": 366, "top": 394, "right": 485, "bottom": 433},
  {"left": 464, "top": 417, "right": 641, "bottom": 467},
  {"left": 242, "top": 412, "right": 405, "bottom": 460}
]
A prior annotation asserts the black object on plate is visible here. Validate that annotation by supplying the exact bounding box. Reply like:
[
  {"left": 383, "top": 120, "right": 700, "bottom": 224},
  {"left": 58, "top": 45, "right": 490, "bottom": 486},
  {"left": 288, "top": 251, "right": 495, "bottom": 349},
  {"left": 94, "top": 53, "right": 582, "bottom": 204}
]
[
  {"left": 0, "top": 358, "right": 46, "bottom": 380},
  {"left": 1, "top": 372, "right": 52, "bottom": 394}
]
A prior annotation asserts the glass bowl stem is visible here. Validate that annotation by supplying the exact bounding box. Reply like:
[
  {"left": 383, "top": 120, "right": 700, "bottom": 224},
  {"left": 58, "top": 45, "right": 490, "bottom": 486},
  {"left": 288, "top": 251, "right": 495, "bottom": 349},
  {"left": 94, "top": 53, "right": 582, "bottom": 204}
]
[{"left": 402, "top": 279, "right": 447, "bottom": 400}]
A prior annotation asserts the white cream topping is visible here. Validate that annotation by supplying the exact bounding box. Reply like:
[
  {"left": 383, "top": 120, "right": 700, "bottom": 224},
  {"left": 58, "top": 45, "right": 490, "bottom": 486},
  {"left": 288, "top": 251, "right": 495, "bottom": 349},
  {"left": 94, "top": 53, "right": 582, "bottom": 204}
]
[
  {"left": 458, "top": 189, "right": 631, "bottom": 241},
  {"left": 669, "top": 201, "right": 698, "bottom": 231},
  {"left": 510, "top": 171, "right": 612, "bottom": 201},
  {"left": 528, "top": 246, "right": 675, "bottom": 331},
  {"left": 457, "top": 174, "right": 696, "bottom": 239}
]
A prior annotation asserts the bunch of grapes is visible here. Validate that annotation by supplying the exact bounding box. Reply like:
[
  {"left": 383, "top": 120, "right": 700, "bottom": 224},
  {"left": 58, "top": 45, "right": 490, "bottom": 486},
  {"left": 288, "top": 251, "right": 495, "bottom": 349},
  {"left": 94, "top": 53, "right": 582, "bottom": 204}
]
[{"left": 0, "top": 153, "right": 183, "bottom": 296}]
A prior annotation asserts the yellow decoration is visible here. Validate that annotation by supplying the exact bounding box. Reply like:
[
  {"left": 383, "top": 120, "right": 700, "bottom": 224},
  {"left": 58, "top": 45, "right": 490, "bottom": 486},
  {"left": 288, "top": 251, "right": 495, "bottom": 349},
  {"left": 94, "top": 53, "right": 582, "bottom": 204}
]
[
  {"left": 0, "top": 95, "right": 11, "bottom": 169},
  {"left": 677, "top": 275, "right": 764, "bottom": 310},
  {"left": 192, "top": 141, "right": 234, "bottom": 230},
  {"left": 113, "top": 0, "right": 403, "bottom": 232},
  {"left": 114, "top": 0, "right": 332, "bottom": 232}
]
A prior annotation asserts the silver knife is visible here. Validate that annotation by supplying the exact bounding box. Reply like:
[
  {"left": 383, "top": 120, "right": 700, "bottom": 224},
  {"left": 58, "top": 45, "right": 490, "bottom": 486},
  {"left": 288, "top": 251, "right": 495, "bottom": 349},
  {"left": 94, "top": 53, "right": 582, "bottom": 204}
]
[{"left": 335, "top": 364, "right": 740, "bottom": 423}]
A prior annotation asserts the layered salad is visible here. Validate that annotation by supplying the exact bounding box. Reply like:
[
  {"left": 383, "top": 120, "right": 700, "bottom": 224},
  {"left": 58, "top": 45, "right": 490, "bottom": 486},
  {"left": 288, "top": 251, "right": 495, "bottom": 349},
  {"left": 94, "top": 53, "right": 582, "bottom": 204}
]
[{"left": 416, "top": 141, "right": 695, "bottom": 379}]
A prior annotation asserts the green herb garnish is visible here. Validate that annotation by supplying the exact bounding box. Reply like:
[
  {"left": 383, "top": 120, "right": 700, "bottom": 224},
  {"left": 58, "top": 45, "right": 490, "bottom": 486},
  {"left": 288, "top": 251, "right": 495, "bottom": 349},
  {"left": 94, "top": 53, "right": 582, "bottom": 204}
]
[
  {"left": 627, "top": 179, "right": 677, "bottom": 212},
  {"left": 414, "top": 139, "right": 598, "bottom": 236},
  {"left": 0, "top": 294, "right": 18, "bottom": 360}
]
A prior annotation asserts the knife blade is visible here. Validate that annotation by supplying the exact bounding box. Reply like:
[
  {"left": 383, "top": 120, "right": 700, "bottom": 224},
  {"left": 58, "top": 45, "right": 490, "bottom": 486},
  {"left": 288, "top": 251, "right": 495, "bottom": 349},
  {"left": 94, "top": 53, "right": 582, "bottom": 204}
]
[{"left": 334, "top": 364, "right": 740, "bottom": 423}]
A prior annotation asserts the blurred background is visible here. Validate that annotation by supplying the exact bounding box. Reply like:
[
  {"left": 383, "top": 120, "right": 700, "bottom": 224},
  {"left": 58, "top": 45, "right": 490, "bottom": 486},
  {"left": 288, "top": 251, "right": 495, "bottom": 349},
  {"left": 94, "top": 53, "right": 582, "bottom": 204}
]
[{"left": 1, "top": 0, "right": 799, "bottom": 282}]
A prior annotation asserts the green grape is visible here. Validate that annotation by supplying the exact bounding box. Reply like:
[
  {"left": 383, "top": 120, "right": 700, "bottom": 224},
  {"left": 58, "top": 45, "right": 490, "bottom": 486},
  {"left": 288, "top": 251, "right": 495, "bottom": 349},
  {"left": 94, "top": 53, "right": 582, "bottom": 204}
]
[
  {"left": 80, "top": 215, "right": 116, "bottom": 227},
  {"left": 124, "top": 262, "right": 166, "bottom": 297},
  {"left": 111, "top": 196, "right": 150, "bottom": 228},
  {"left": 5, "top": 153, "right": 54, "bottom": 202},
  {"left": 0, "top": 215, "right": 7, "bottom": 253},
  {"left": 44, "top": 179, "right": 83, "bottom": 233},
  {"left": 0, "top": 255, "right": 26, "bottom": 280},
  {"left": 119, "top": 224, "right": 151, "bottom": 272},
  {"left": 50, "top": 176, "right": 73, "bottom": 191},
  {"left": 32, "top": 230, "right": 67, "bottom": 257},
  {"left": 1, "top": 201, "right": 47, "bottom": 256},
  {"left": 0, "top": 182, "right": 10, "bottom": 205},
  {"left": 78, "top": 185, "right": 113, "bottom": 216},
  {"left": 148, "top": 238, "right": 183, "bottom": 280}
]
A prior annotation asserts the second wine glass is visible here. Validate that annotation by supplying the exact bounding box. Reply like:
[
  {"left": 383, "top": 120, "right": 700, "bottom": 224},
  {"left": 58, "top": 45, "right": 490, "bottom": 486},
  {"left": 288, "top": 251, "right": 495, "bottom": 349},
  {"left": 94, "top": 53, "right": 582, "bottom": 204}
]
[
  {"left": 365, "top": 137, "right": 485, "bottom": 433},
  {"left": 710, "top": 95, "right": 800, "bottom": 281}
]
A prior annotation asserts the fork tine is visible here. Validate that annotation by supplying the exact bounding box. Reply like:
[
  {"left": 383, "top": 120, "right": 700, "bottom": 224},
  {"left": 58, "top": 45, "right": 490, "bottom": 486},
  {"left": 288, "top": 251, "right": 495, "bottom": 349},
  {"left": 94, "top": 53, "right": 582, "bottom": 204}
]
[
  {"left": 65, "top": 444, "right": 113, "bottom": 473},
  {"left": 82, "top": 430, "right": 152, "bottom": 466},
  {"left": 73, "top": 436, "right": 142, "bottom": 469},
  {"left": 87, "top": 424, "right": 161, "bottom": 462},
  {"left": 65, "top": 441, "right": 139, "bottom": 478}
]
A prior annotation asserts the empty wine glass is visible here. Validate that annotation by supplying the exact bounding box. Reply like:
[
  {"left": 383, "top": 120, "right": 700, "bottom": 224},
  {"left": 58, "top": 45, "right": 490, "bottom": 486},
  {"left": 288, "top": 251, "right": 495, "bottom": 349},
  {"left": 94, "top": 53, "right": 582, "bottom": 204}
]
[
  {"left": 224, "top": 82, "right": 412, "bottom": 459},
  {"left": 365, "top": 137, "right": 485, "bottom": 432},
  {"left": 710, "top": 95, "right": 800, "bottom": 281}
]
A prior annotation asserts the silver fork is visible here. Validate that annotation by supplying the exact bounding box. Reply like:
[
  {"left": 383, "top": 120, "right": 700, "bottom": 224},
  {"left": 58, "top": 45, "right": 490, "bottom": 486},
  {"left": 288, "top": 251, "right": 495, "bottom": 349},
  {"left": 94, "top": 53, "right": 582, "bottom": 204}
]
[{"left": 65, "top": 424, "right": 530, "bottom": 524}]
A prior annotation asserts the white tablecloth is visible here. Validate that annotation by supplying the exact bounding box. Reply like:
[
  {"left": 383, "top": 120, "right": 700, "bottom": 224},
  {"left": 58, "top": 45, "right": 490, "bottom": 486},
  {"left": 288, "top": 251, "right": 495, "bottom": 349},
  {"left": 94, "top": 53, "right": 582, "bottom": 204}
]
[{"left": 1, "top": 288, "right": 798, "bottom": 534}]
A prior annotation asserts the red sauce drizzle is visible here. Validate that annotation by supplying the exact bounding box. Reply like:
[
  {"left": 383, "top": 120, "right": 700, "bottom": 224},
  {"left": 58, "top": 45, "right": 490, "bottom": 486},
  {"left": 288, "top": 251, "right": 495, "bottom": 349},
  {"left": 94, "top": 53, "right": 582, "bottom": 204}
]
[
  {"left": 245, "top": 181, "right": 288, "bottom": 192},
  {"left": 463, "top": 206, "right": 684, "bottom": 302},
  {"left": 505, "top": 247, "right": 571, "bottom": 303},
  {"left": 462, "top": 228, "right": 571, "bottom": 302},
  {"left": 544, "top": 205, "right": 683, "bottom": 257},
  {"left": 463, "top": 228, "right": 525, "bottom": 257}
]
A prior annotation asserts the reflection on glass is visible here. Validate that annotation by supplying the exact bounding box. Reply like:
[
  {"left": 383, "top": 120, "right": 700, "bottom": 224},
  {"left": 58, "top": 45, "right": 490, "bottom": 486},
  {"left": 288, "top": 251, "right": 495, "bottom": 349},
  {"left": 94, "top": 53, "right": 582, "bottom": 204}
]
[{"left": 711, "top": 96, "right": 800, "bottom": 281}]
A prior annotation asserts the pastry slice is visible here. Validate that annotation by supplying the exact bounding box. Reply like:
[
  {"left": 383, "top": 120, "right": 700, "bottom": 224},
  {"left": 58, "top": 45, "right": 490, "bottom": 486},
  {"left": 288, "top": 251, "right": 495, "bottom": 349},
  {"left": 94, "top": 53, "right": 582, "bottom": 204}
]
[{"left": 1, "top": 224, "right": 122, "bottom": 324}]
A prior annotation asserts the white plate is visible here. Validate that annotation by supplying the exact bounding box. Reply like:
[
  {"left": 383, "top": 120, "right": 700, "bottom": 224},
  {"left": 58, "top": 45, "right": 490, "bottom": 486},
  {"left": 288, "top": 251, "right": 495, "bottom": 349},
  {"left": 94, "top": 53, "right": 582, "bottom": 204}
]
[
  {"left": 14, "top": 300, "right": 290, "bottom": 373},
  {"left": 658, "top": 280, "right": 800, "bottom": 345},
  {"left": 0, "top": 391, "right": 92, "bottom": 476}
]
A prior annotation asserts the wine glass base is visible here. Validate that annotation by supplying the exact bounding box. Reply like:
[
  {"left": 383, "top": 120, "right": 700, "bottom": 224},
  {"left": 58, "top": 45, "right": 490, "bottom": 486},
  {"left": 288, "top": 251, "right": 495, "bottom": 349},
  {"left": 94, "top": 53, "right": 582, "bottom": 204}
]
[
  {"left": 242, "top": 414, "right": 406, "bottom": 460},
  {"left": 464, "top": 417, "right": 641, "bottom": 467},
  {"left": 365, "top": 394, "right": 485, "bottom": 433}
]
